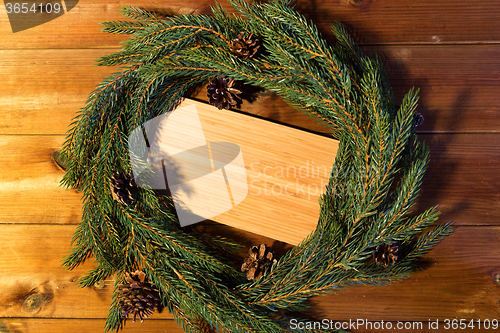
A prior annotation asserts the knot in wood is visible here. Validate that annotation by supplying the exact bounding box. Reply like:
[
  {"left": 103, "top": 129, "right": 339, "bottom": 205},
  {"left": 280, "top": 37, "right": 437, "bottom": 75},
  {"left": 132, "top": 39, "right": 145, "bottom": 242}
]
[{"left": 23, "top": 293, "right": 47, "bottom": 311}]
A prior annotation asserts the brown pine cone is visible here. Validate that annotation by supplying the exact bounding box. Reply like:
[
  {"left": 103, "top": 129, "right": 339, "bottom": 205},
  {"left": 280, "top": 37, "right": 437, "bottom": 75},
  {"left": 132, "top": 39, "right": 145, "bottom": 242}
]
[
  {"left": 117, "top": 271, "right": 162, "bottom": 322},
  {"left": 230, "top": 31, "right": 260, "bottom": 60},
  {"left": 110, "top": 172, "right": 138, "bottom": 205},
  {"left": 373, "top": 243, "right": 398, "bottom": 267},
  {"left": 241, "top": 244, "right": 276, "bottom": 281},
  {"left": 206, "top": 77, "right": 242, "bottom": 110}
]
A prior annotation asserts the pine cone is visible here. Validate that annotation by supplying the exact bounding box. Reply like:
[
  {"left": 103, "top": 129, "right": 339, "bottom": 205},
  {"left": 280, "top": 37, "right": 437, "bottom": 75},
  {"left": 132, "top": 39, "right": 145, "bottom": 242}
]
[
  {"left": 118, "top": 270, "right": 162, "bottom": 322},
  {"left": 373, "top": 243, "right": 398, "bottom": 267},
  {"left": 230, "top": 31, "right": 260, "bottom": 60},
  {"left": 241, "top": 244, "right": 275, "bottom": 281},
  {"left": 207, "top": 77, "right": 242, "bottom": 110},
  {"left": 110, "top": 172, "right": 137, "bottom": 205},
  {"left": 414, "top": 112, "right": 425, "bottom": 127}
]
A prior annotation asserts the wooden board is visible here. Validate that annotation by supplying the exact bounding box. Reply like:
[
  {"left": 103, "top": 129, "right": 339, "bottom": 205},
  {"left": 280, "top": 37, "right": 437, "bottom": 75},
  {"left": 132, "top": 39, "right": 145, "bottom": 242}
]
[
  {"left": 1, "top": 0, "right": 500, "bottom": 49},
  {"left": 311, "top": 226, "right": 500, "bottom": 322},
  {"left": 0, "top": 318, "right": 482, "bottom": 333},
  {"left": 0, "top": 135, "right": 82, "bottom": 224},
  {"left": 151, "top": 99, "right": 338, "bottom": 244},
  {"left": 0, "top": 319, "right": 184, "bottom": 333},
  {"left": 416, "top": 134, "right": 500, "bottom": 225},
  {"left": 0, "top": 133, "right": 499, "bottom": 227},
  {"left": 0, "top": 49, "right": 115, "bottom": 135},
  {"left": 0, "top": 104, "right": 340, "bottom": 246},
  {"left": 0, "top": 225, "right": 173, "bottom": 320},
  {"left": 2, "top": 46, "right": 500, "bottom": 136},
  {"left": 0, "top": 224, "right": 498, "bottom": 323},
  {"left": 0, "top": 0, "right": 499, "bottom": 331},
  {"left": 192, "top": 222, "right": 500, "bottom": 324}
]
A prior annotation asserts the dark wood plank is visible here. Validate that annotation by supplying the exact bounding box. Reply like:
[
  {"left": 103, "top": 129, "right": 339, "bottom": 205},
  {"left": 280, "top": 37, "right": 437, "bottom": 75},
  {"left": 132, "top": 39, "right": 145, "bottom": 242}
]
[
  {"left": 309, "top": 226, "right": 500, "bottom": 322},
  {"left": 375, "top": 45, "right": 500, "bottom": 134},
  {"left": 1, "top": 0, "right": 500, "bottom": 49},
  {"left": 294, "top": 0, "right": 500, "bottom": 45},
  {"left": 194, "top": 222, "right": 500, "bottom": 324},
  {"left": 1, "top": 46, "right": 499, "bottom": 135},
  {"left": 417, "top": 133, "right": 500, "bottom": 226}
]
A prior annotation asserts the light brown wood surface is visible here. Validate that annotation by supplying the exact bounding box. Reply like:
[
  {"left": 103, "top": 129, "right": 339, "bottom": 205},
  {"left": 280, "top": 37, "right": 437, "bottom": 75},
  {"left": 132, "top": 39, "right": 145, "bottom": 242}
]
[
  {"left": 159, "top": 99, "right": 338, "bottom": 245},
  {"left": 1, "top": 0, "right": 499, "bottom": 332},
  {"left": 2, "top": 318, "right": 493, "bottom": 333},
  {"left": 0, "top": 318, "right": 185, "bottom": 333},
  {"left": 1, "top": 134, "right": 498, "bottom": 226},
  {"left": 2, "top": 46, "right": 500, "bottom": 135},
  {"left": 0, "top": 225, "right": 499, "bottom": 321},
  {"left": 0, "top": 225, "right": 173, "bottom": 320}
]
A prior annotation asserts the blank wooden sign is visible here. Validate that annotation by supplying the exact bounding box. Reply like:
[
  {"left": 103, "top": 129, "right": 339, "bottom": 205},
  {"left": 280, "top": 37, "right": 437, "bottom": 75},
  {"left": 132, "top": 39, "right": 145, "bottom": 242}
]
[{"left": 133, "top": 99, "right": 339, "bottom": 245}]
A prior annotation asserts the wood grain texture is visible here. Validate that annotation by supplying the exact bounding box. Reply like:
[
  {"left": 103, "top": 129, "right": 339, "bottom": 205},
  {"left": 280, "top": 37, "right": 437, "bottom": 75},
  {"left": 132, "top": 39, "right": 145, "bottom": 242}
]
[
  {"left": 0, "top": 224, "right": 174, "bottom": 320},
  {"left": 0, "top": 318, "right": 483, "bottom": 333},
  {"left": 375, "top": 45, "right": 500, "bottom": 134},
  {"left": 0, "top": 49, "right": 114, "bottom": 135},
  {"left": 294, "top": 0, "right": 500, "bottom": 45},
  {"left": 0, "top": 135, "right": 81, "bottom": 224},
  {"left": 0, "top": 0, "right": 210, "bottom": 49},
  {"left": 1, "top": 46, "right": 499, "bottom": 135},
  {"left": 192, "top": 222, "right": 500, "bottom": 323},
  {"left": 223, "top": 43, "right": 500, "bottom": 134},
  {"left": 162, "top": 99, "right": 338, "bottom": 245},
  {"left": 1, "top": 0, "right": 500, "bottom": 48},
  {"left": 1, "top": 134, "right": 498, "bottom": 226},
  {"left": 310, "top": 226, "right": 500, "bottom": 322},
  {"left": 0, "top": 224, "right": 498, "bottom": 324},
  {"left": 1, "top": 0, "right": 499, "bottom": 331},
  {"left": 416, "top": 134, "right": 500, "bottom": 226},
  {"left": 0, "top": 318, "right": 184, "bottom": 333}
]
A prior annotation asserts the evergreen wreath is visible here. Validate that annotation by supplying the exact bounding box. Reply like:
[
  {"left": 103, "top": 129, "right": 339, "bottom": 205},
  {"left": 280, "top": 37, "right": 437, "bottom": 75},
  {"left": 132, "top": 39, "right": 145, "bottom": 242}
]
[{"left": 60, "top": 0, "right": 453, "bottom": 332}]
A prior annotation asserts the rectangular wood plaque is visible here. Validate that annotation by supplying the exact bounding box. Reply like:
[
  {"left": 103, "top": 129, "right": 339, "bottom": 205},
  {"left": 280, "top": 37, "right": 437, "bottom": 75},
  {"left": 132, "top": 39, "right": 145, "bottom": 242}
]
[{"left": 160, "top": 99, "right": 339, "bottom": 245}]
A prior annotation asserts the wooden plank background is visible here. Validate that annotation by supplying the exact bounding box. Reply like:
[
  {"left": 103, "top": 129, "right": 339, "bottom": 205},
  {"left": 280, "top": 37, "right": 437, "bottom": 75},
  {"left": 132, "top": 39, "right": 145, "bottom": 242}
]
[{"left": 1, "top": 0, "right": 499, "bottom": 332}]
